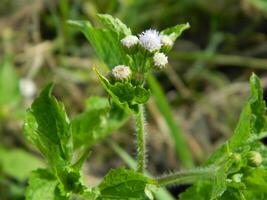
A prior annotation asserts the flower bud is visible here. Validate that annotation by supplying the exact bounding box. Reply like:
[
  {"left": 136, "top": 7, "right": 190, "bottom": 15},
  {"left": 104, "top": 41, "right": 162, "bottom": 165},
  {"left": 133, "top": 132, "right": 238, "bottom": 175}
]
[
  {"left": 231, "top": 173, "right": 242, "bottom": 183},
  {"left": 111, "top": 65, "right": 131, "bottom": 81},
  {"left": 121, "top": 35, "right": 139, "bottom": 48},
  {"left": 247, "top": 151, "right": 262, "bottom": 167},
  {"left": 160, "top": 35, "right": 173, "bottom": 53},
  {"left": 153, "top": 52, "right": 168, "bottom": 69}
]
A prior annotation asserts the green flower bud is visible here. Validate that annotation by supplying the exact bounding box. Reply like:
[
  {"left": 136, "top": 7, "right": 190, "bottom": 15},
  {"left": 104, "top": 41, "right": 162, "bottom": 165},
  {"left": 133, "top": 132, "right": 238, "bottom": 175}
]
[
  {"left": 231, "top": 173, "right": 243, "bottom": 183},
  {"left": 247, "top": 151, "right": 262, "bottom": 167}
]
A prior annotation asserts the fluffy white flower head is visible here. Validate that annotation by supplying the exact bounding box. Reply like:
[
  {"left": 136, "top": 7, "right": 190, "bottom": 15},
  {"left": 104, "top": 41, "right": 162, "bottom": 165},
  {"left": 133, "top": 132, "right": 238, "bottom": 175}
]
[
  {"left": 112, "top": 65, "right": 131, "bottom": 80},
  {"left": 19, "top": 78, "right": 37, "bottom": 98},
  {"left": 139, "top": 29, "right": 162, "bottom": 52},
  {"left": 153, "top": 52, "right": 168, "bottom": 68},
  {"left": 121, "top": 35, "right": 139, "bottom": 48},
  {"left": 160, "top": 35, "right": 173, "bottom": 47}
]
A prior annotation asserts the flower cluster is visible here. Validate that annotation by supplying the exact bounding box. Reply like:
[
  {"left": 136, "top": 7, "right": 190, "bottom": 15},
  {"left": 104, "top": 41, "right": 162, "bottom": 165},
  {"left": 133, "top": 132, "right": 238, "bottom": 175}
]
[{"left": 118, "top": 29, "right": 173, "bottom": 75}]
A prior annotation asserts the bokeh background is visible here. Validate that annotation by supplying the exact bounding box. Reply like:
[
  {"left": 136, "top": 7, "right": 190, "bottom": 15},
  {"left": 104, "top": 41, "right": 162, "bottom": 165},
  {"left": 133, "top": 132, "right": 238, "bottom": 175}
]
[{"left": 0, "top": 0, "right": 267, "bottom": 199}]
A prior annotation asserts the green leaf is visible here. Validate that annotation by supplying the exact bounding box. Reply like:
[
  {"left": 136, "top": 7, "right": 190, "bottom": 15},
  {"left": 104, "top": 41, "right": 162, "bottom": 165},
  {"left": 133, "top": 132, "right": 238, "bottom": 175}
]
[
  {"left": 95, "top": 69, "right": 150, "bottom": 113},
  {"left": 160, "top": 23, "right": 190, "bottom": 42},
  {"left": 97, "top": 14, "right": 131, "bottom": 38},
  {"left": 24, "top": 84, "right": 85, "bottom": 194},
  {"left": 71, "top": 96, "right": 128, "bottom": 149},
  {"left": 180, "top": 74, "right": 267, "bottom": 199},
  {"left": 0, "top": 57, "right": 20, "bottom": 108},
  {"left": 24, "top": 83, "right": 72, "bottom": 164},
  {"left": 68, "top": 20, "right": 129, "bottom": 68},
  {"left": 26, "top": 169, "right": 65, "bottom": 200},
  {"left": 0, "top": 147, "right": 43, "bottom": 181},
  {"left": 96, "top": 168, "right": 156, "bottom": 200}
]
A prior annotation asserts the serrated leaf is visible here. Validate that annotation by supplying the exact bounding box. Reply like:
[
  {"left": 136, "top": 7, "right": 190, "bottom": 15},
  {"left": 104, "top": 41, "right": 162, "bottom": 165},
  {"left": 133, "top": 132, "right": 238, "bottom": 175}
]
[
  {"left": 97, "top": 14, "right": 131, "bottom": 38},
  {"left": 0, "top": 147, "right": 43, "bottom": 181},
  {"left": 160, "top": 23, "right": 190, "bottom": 42},
  {"left": 95, "top": 69, "right": 150, "bottom": 114},
  {"left": 72, "top": 96, "right": 128, "bottom": 149},
  {"left": 68, "top": 20, "right": 129, "bottom": 68},
  {"left": 24, "top": 83, "right": 72, "bottom": 163},
  {"left": 26, "top": 169, "right": 65, "bottom": 200},
  {"left": 96, "top": 168, "right": 156, "bottom": 200}
]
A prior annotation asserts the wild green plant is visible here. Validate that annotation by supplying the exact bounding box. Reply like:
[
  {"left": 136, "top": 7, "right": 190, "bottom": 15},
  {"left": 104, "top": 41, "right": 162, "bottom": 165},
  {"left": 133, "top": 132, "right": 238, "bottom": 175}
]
[{"left": 24, "top": 14, "right": 267, "bottom": 200}]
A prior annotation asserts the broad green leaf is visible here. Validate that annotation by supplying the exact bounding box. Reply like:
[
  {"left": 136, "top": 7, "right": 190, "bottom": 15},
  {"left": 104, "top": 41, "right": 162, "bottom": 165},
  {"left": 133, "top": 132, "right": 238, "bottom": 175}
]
[
  {"left": 96, "top": 168, "right": 156, "bottom": 200},
  {"left": 68, "top": 20, "right": 129, "bottom": 68},
  {"left": 71, "top": 96, "right": 128, "bottom": 149},
  {"left": 26, "top": 169, "right": 64, "bottom": 200},
  {"left": 0, "top": 147, "right": 43, "bottom": 181},
  {"left": 24, "top": 83, "right": 72, "bottom": 163},
  {"left": 97, "top": 14, "right": 131, "bottom": 38},
  {"left": 95, "top": 69, "right": 150, "bottom": 113},
  {"left": 160, "top": 23, "right": 190, "bottom": 42},
  {"left": 24, "top": 84, "right": 85, "bottom": 194}
]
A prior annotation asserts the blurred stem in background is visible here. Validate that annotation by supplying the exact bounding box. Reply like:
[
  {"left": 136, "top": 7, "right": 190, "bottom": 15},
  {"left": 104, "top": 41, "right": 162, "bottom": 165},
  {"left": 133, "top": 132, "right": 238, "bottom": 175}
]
[{"left": 147, "top": 75, "right": 194, "bottom": 168}]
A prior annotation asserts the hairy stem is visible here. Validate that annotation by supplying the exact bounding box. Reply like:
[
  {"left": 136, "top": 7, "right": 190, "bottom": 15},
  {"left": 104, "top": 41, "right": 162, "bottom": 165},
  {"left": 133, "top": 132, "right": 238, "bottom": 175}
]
[
  {"left": 156, "top": 166, "right": 216, "bottom": 186},
  {"left": 135, "top": 104, "right": 146, "bottom": 173}
]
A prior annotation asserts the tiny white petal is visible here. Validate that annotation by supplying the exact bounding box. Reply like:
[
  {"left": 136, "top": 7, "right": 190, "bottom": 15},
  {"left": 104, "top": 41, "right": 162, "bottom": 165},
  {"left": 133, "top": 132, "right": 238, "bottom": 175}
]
[
  {"left": 112, "top": 65, "right": 131, "bottom": 80},
  {"left": 19, "top": 78, "right": 37, "bottom": 98},
  {"left": 121, "top": 35, "right": 139, "bottom": 48},
  {"left": 153, "top": 53, "right": 168, "bottom": 68},
  {"left": 139, "top": 29, "right": 162, "bottom": 52},
  {"left": 160, "top": 35, "right": 173, "bottom": 47}
]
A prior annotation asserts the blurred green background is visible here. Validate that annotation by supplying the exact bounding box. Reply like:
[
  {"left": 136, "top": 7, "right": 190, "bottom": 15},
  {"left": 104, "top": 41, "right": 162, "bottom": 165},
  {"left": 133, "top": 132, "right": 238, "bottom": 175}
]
[{"left": 0, "top": 0, "right": 267, "bottom": 199}]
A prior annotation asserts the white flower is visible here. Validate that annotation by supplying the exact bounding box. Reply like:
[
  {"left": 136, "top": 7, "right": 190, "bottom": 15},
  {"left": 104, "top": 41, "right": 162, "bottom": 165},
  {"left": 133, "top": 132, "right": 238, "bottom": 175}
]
[
  {"left": 121, "top": 35, "right": 139, "bottom": 48},
  {"left": 139, "top": 29, "right": 162, "bottom": 52},
  {"left": 160, "top": 35, "right": 173, "bottom": 47},
  {"left": 153, "top": 52, "right": 168, "bottom": 68},
  {"left": 112, "top": 65, "right": 131, "bottom": 80},
  {"left": 19, "top": 78, "right": 37, "bottom": 98}
]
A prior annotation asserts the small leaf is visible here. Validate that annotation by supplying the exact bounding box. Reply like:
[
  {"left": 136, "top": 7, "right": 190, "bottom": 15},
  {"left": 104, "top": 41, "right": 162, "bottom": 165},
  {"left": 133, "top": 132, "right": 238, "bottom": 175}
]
[
  {"left": 95, "top": 69, "right": 150, "bottom": 113},
  {"left": 96, "top": 168, "right": 156, "bottom": 200},
  {"left": 160, "top": 23, "right": 190, "bottom": 42},
  {"left": 97, "top": 14, "right": 132, "bottom": 38}
]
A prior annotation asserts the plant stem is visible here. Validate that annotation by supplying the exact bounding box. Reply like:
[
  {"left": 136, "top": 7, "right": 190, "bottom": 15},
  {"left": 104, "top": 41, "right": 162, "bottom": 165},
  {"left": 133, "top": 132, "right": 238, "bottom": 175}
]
[
  {"left": 156, "top": 166, "right": 216, "bottom": 186},
  {"left": 135, "top": 104, "right": 146, "bottom": 173}
]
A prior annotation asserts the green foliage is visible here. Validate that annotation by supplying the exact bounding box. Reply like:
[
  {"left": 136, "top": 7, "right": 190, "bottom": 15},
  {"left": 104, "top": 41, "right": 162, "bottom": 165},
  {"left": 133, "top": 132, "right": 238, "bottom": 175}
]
[
  {"left": 68, "top": 19, "right": 129, "bottom": 68},
  {"left": 0, "top": 147, "right": 43, "bottom": 181},
  {"left": 24, "top": 83, "right": 84, "bottom": 196},
  {"left": 0, "top": 57, "right": 21, "bottom": 117},
  {"left": 160, "top": 23, "right": 190, "bottom": 42},
  {"left": 71, "top": 96, "right": 128, "bottom": 149},
  {"left": 180, "top": 74, "right": 267, "bottom": 199},
  {"left": 26, "top": 169, "right": 61, "bottom": 200},
  {"left": 95, "top": 69, "right": 150, "bottom": 113},
  {"left": 96, "top": 168, "right": 156, "bottom": 200},
  {"left": 96, "top": 14, "right": 132, "bottom": 38}
]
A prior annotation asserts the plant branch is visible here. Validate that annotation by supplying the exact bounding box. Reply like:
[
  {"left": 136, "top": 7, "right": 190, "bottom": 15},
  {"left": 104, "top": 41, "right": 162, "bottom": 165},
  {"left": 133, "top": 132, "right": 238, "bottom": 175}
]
[
  {"left": 155, "top": 166, "right": 216, "bottom": 186},
  {"left": 135, "top": 104, "right": 146, "bottom": 173}
]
